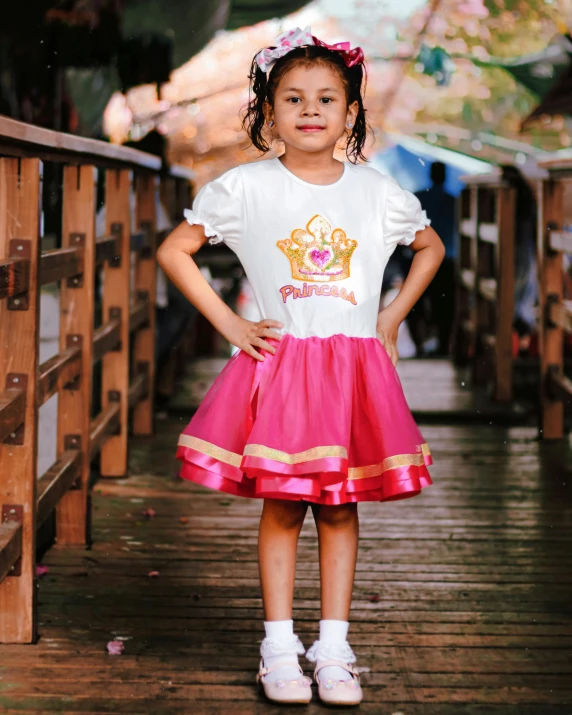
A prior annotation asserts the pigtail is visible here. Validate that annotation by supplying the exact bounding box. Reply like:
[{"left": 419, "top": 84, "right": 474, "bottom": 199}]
[
  {"left": 345, "top": 64, "right": 369, "bottom": 164},
  {"left": 241, "top": 55, "right": 273, "bottom": 153}
]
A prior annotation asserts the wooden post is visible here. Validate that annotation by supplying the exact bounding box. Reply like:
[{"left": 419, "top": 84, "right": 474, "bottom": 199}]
[
  {"left": 0, "top": 158, "right": 41, "bottom": 642},
  {"left": 494, "top": 186, "right": 515, "bottom": 402},
  {"left": 100, "top": 169, "right": 131, "bottom": 477},
  {"left": 56, "top": 165, "right": 96, "bottom": 544},
  {"left": 133, "top": 173, "right": 157, "bottom": 434},
  {"left": 469, "top": 186, "right": 481, "bottom": 382},
  {"left": 538, "top": 178, "right": 564, "bottom": 439}
]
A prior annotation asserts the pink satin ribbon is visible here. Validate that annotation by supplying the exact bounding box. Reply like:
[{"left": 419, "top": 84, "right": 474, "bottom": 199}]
[{"left": 311, "top": 36, "right": 365, "bottom": 68}]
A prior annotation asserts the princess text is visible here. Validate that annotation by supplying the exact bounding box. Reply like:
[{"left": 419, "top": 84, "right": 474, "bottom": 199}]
[{"left": 279, "top": 283, "right": 357, "bottom": 305}]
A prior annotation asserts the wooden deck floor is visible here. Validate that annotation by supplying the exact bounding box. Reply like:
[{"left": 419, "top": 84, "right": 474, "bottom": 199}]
[{"left": 1, "top": 365, "right": 571, "bottom": 713}]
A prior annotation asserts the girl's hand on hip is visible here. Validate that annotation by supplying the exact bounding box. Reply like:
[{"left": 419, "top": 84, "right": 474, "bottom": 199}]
[
  {"left": 376, "top": 312, "right": 399, "bottom": 367},
  {"left": 222, "top": 315, "right": 283, "bottom": 361}
]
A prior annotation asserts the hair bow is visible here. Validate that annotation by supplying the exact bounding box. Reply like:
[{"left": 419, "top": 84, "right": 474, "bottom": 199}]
[{"left": 255, "top": 26, "right": 364, "bottom": 73}]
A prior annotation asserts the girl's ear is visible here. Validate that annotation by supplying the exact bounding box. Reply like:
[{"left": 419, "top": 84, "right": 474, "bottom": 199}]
[
  {"left": 263, "top": 100, "right": 274, "bottom": 126},
  {"left": 347, "top": 100, "right": 359, "bottom": 126}
]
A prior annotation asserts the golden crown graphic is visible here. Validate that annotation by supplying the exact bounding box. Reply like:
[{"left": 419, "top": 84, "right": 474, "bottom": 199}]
[{"left": 277, "top": 214, "right": 358, "bottom": 283}]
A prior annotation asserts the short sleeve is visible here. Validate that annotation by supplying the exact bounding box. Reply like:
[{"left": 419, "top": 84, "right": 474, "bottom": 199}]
[
  {"left": 382, "top": 176, "right": 431, "bottom": 252},
  {"left": 184, "top": 167, "right": 244, "bottom": 251}
]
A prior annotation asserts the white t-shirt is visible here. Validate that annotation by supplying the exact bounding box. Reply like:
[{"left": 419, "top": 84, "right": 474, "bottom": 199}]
[{"left": 184, "top": 157, "right": 430, "bottom": 340}]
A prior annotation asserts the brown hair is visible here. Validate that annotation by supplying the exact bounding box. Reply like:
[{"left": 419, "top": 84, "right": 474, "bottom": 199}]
[{"left": 241, "top": 45, "right": 369, "bottom": 163}]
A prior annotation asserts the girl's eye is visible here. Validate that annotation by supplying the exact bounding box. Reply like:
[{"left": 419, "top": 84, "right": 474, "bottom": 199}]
[
  {"left": 321, "top": 97, "right": 333, "bottom": 104},
  {"left": 288, "top": 97, "right": 301, "bottom": 103}
]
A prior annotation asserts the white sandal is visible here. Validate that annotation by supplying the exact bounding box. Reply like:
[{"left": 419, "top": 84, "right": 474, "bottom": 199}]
[
  {"left": 313, "top": 659, "right": 363, "bottom": 705},
  {"left": 257, "top": 634, "right": 312, "bottom": 704},
  {"left": 306, "top": 639, "right": 363, "bottom": 706}
]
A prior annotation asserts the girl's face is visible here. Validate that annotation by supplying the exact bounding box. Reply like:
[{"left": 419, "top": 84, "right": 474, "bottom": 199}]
[{"left": 268, "top": 64, "right": 358, "bottom": 155}]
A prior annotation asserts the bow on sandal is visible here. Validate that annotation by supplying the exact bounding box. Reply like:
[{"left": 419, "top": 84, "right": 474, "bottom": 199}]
[
  {"left": 313, "top": 660, "right": 363, "bottom": 705},
  {"left": 256, "top": 660, "right": 313, "bottom": 704}
]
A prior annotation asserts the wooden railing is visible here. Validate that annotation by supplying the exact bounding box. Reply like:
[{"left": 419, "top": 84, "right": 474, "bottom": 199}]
[
  {"left": 538, "top": 156, "right": 572, "bottom": 439},
  {"left": 0, "top": 116, "right": 192, "bottom": 643},
  {"left": 454, "top": 170, "right": 516, "bottom": 401}
]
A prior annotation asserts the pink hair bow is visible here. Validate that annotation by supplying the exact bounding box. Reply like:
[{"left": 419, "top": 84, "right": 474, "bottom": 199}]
[
  {"left": 255, "top": 26, "right": 364, "bottom": 73},
  {"left": 311, "top": 36, "right": 365, "bottom": 68}
]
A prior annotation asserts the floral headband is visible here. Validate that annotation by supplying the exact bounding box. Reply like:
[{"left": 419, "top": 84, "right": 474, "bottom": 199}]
[{"left": 255, "top": 26, "right": 365, "bottom": 73}]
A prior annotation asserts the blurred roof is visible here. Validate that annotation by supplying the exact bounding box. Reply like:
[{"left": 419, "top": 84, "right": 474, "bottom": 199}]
[{"left": 123, "top": 0, "right": 312, "bottom": 68}]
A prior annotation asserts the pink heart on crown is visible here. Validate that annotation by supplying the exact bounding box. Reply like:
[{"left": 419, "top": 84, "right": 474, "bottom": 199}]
[{"left": 310, "top": 248, "right": 332, "bottom": 268}]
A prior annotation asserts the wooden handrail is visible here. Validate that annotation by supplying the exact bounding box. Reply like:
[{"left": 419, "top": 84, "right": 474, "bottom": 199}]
[
  {"left": 36, "top": 450, "right": 82, "bottom": 529},
  {"left": 128, "top": 369, "right": 149, "bottom": 410},
  {"left": 0, "top": 116, "right": 161, "bottom": 170},
  {"left": 0, "top": 388, "right": 26, "bottom": 444},
  {"left": 39, "top": 247, "right": 84, "bottom": 287},
  {"left": 92, "top": 319, "right": 121, "bottom": 363},
  {"left": 129, "top": 301, "right": 150, "bottom": 334},
  {"left": 95, "top": 234, "right": 119, "bottom": 266},
  {"left": 89, "top": 402, "right": 121, "bottom": 460},
  {"left": 0, "top": 521, "right": 22, "bottom": 583},
  {"left": 38, "top": 347, "right": 82, "bottom": 406},
  {"left": 0, "top": 119, "right": 195, "bottom": 643}
]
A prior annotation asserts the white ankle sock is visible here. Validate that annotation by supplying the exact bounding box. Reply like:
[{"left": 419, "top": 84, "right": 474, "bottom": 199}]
[
  {"left": 307, "top": 619, "right": 355, "bottom": 682},
  {"left": 260, "top": 619, "right": 305, "bottom": 683}
]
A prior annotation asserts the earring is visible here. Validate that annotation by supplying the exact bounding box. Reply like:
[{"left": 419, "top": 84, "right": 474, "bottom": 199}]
[
  {"left": 347, "top": 121, "right": 354, "bottom": 128},
  {"left": 269, "top": 120, "right": 275, "bottom": 128}
]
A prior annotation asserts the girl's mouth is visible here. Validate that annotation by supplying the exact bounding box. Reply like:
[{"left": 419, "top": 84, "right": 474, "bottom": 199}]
[{"left": 298, "top": 126, "right": 324, "bottom": 132}]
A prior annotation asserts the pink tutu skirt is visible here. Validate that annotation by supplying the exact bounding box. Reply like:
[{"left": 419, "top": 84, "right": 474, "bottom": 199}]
[{"left": 176, "top": 334, "right": 432, "bottom": 505}]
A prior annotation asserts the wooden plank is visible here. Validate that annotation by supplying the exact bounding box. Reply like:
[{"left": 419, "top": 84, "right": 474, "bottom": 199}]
[
  {"left": 0, "top": 116, "right": 161, "bottom": 170},
  {"left": 494, "top": 186, "right": 515, "bottom": 402},
  {"left": 538, "top": 179, "right": 565, "bottom": 438},
  {"left": 89, "top": 403, "right": 121, "bottom": 460},
  {"left": 36, "top": 450, "right": 82, "bottom": 529},
  {"left": 0, "top": 157, "right": 41, "bottom": 643},
  {"left": 56, "top": 165, "right": 96, "bottom": 546},
  {"left": 0, "top": 387, "right": 26, "bottom": 443},
  {"left": 38, "top": 346, "right": 81, "bottom": 406},
  {"left": 0, "top": 521, "right": 22, "bottom": 583},
  {"left": 547, "top": 229, "right": 572, "bottom": 253},
  {"left": 39, "top": 246, "right": 83, "bottom": 287},
  {"left": 479, "top": 222, "right": 498, "bottom": 244},
  {"left": 0, "top": 257, "right": 29, "bottom": 300},
  {"left": 128, "top": 301, "right": 150, "bottom": 334},
  {"left": 128, "top": 366, "right": 149, "bottom": 410},
  {"left": 95, "top": 232, "right": 118, "bottom": 267},
  {"left": 100, "top": 169, "right": 131, "bottom": 476},
  {"left": 92, "top": 317, "right": 121, "bottom": 364},
  {"left": 133, "top": 174, "right": 157, "bottom": 435}
]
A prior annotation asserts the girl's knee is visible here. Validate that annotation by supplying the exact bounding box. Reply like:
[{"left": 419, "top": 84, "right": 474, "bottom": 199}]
[
  {"left": 315, "top": 503, "right": 358, "bottom": 529},
  {"left": 262, "top": 499, "right": 307, "bottom": 530}
]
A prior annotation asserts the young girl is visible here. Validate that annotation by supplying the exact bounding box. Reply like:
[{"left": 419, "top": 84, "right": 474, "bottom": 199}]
[{"left": 157, "top": 26, "right": 444, "bottom": 706}]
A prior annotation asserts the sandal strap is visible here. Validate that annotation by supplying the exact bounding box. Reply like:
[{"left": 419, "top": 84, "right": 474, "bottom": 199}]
[
  {"left": 314, "top": 659, "right": 360, "bottom": 682},
  {"left": 257, "top": 659, "right": 303, "bottom": 683}
]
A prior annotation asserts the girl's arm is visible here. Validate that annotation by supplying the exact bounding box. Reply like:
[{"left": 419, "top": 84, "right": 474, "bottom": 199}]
[
  {"left": 156, "top": 221, "right": 283, "bottom": 361},
  {"left": 376, "top": 226, "right": 445, "bottom": 365}
]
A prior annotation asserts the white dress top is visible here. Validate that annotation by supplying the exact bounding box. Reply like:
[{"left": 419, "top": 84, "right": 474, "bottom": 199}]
[{"left": 184, "top": 157, "right": 430, "bottom": 340}]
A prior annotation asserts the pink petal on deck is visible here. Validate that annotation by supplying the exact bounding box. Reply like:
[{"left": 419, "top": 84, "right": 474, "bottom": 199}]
[
  {"left": 142, "top": 508, "right": 156, "bottom": 518},
  {"left": 107, "top": 640, "right": 125, "bottom": 655},
  {"left": 179, "top": 517, "right": 189, "bottom": 524},
  {"left": 147, "top": 571, "right": 160, "bottom": 578},
  {"left": 36, "top": 565, "right": 49, "bottom": 577}
]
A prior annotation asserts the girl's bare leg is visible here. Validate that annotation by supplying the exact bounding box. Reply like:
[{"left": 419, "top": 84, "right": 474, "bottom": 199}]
[
  {"left": 258, "top": 498, "right": 308, "bottom": 620},
  {"left": 313, "top": 503, "right": 359, "bottom": 620}
]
